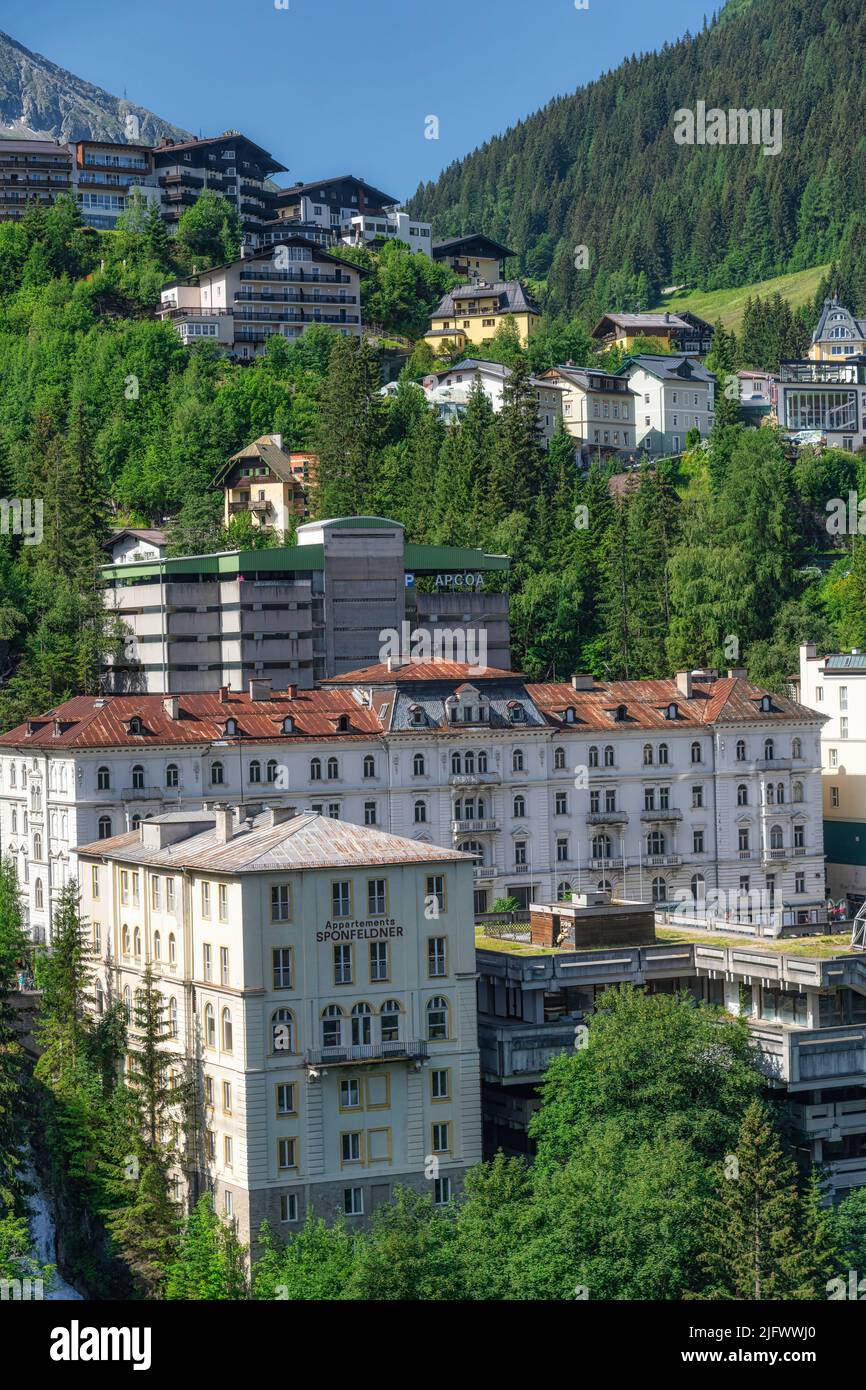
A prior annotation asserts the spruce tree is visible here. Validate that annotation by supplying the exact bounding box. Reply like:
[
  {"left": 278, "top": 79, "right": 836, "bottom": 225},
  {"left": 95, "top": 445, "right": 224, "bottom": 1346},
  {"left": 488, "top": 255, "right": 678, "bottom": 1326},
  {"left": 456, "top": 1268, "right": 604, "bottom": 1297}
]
[
  {"left": 166, "top": 1194, "right": 248, "bottom": 1300},
  {"left": 313, "top": 335, "right": 385, "bottom": 517}
]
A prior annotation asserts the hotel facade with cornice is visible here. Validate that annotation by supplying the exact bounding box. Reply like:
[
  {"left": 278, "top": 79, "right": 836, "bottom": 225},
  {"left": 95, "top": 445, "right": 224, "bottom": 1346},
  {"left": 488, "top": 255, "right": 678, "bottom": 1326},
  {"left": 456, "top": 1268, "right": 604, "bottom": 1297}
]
[{"left": 0, "top": 663, "right": 828, "bottom": 945}]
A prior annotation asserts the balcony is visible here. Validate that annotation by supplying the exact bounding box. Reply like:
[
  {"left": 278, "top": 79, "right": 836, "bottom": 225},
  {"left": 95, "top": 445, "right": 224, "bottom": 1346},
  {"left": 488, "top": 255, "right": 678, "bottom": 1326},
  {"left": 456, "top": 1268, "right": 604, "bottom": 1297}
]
[
  {"left": 751, "top": 1022, "right": 866, "bottom": 1088},
  {"left": 587, "top": 810, "right": 628, "bottom": 825},
  {"left": 304, "top": 1040, "right": 427, "bottom": 1068},
  {"left": 449, "top": 772, "right": 501, "bottom": 787},
  {"left": 479, "top": 1018, "right": 578, "bottom": 1080},
  {"left": 511, "top": 864, "right": 530, "bottom": 874},
  {"left": 121, "top": 786, "right": 164, "bottom": 801},
  {"left": 646, "top": 853, "right": 681, "bottom": 866},
  {"left": 762, "top": 848, "right": 789, "bottom": 862},
  {"left": 756, "top": 758, "right": 792, "bottom": 771},
  {"left": 473, "top": 866, "right": 497, "bottom": 880},
  {"left": 452, "top": 818, "right": 499, "bottom": 834},
  {"left": 640, "top": 808, "right": 683, "bottom": 822},
  {"left": 590, "top": 856, "right": 625, "bottom": 870}
]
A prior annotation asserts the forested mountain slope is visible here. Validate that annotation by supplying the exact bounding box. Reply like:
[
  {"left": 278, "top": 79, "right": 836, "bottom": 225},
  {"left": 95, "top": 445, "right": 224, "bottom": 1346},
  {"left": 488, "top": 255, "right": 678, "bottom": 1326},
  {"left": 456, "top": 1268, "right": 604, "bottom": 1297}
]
[{"left": 406, "top": 0, "right": 866, "bottom": 316}]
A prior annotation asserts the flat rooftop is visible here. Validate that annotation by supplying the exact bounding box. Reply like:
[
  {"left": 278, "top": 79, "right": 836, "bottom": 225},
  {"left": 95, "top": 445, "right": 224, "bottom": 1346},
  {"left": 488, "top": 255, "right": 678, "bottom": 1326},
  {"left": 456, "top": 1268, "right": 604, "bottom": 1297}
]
[{"left": 475, "top": 925, "right": 856, "bottom": 962}]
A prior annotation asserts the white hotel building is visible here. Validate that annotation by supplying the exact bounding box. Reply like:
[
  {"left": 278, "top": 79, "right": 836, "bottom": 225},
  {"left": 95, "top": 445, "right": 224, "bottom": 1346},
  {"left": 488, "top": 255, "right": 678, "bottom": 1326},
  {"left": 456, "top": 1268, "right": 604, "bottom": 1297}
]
[
  {"left": 77, "top": 808, "right": 480, "bottom": 1240},
  {"left": 0, "top": 662, "right": 827, "bottom": 944}
]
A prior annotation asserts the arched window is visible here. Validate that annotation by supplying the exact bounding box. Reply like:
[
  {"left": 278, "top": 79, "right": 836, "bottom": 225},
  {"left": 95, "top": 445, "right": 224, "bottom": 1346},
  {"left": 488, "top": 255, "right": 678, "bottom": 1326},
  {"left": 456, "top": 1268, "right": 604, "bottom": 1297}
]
[
  {"left": 249, "top": 760, "right": 261, "bottom": 784},
  {"left": 327, "top": 757, "right": 339, "bottom": 780},
  {"left": 647, "top": 829, "right": 666, "bottom": 855},
  {"left": 204, "top": 1003, "right": 215, "bottom": 1048},
  {"left": 97, "top": 766, "right": 110, "bottom": 791},
  {"left": 792, "top": 781, "right": 803, "bottom": 803},
  {"left": 737, "top": 784, "right": 748, "bottom": 806},
  {"left": 414, "top": 753, "right": 426, "bottom": 777},
  {"left": 321, "top": 1004, "right": 344, "bottom": 1048},
  {"left": 604, "top": 746, "right": 615, "bottom": 767},
  {"left": 166, "top": 763, "right": 179, "bottom": 789},
  {"left": 34, "top": 878, "right": 43, "bottom": 909},
  {"left": 597, "top": 878, "right": 612, "bottom": 893},
  {"left": 458, "top": 840, "right": 484, "bottom": 863},
  {"left": 380, "top": 999, "right": 402, "bottom": 1042},
  {"left": 478, "top": 751, "right": 488, "bottom": 773},
  {"left": 363, "top": 754, "right": 375, "bottom": 779},
  {"left": 154, "top": 930, "right": 162, "bottom": 960},
  {"left": 588, "top": 746, "right": 599, "bottom": 768},
  {"left": 132, "top": 764, "right": 145, "bottom": 790},
  {"left": 123, "top": 985, "right": 131, "bottom": 1022},
  {"left": 426, "top": 996, "right": 449, "bottom": 1040},
  {"left": 95, "top": 980, "right": 104, "bottom": 1016},
  {"left": 643, "top": 744, "right": 653, "bottom": 766},
  {"left": 414, "top": 800, "right": 427, "bottom": 824},
  {"left": 651, "top": 876, "right": 668, "bottom": 904},
  {"left": 131, "top": 814, "right": 142, "bottom": 831},
  {"left": 512, "top": 749, "right": 524, "bottom": 773},
  {"left": 133, "top": 925, "right": 142, "bottom": 959},
  {"left": 221, "top": 1008, "right": 233, "bottom": 1052},
  {"left": 691, "top": 873, "right": 706, "bottom": 903},
  {"left": 592, "top": 834, "right": 611, "bottom": 860},
  {"left": 691, "top": 741, "right": 701, "bottom": 764},
  {"left": 211, "top": 761, "right": 224, "bottom": 786},
  {"left": 464, "top": 751, "right": 475, "bottom": 774},
  {"left": 770, "top": 824, "right": 783, "bottom": 850},
  {"left": 271, "top": 1007, "right": 295, "bottom": 1054},
  {"left": 351, "top": 1002, "right": 372, "bottom": 1046},
  {"left": 450, "top": 752, "right": 461, "bottom": 775},
  {"left": 33, "top": 832, "right": 42, "bottom": 860},
  {"left": 792, "top": 737, "right": 802, "bottom": 759},
  {"left": 513, "top": 795, "right": 526, "bottom": 818},
  {"left": 766, "top": 783, "right": 775, "bottom": 805},
  {"left": 736, "top": 740, "right": 747, "bottom": 762},
  {"left": 310, "top": 757, "right": 322, "bottom": 781},
  {"left": 169, "top": 997, "right": 178, "bottom": 1038},
  {"left": 98, "top": 815, "right": 112, "bottom": 840},
  {"left": 658, "top": 743, "right": 669, "bottom": 766},
  {"left": 122, "top": 924, "right": 131, "bottom": 956},
  {"left": 267, "top": 759, "right": 279, "bottom": 784},
  {"left": 777, "top": 783, "right": 785, "bottom": 804},
  {"left": 557, "top": 881, "right": 572, "bottom": 899},
  {"left": 764, "top": 739, "right": 774, "bottom": 761},
  {"left": 554, "top": 747, "right": 566, "bottom": 770},
  {"left": 168, "top": 933, "right": 176, "bottom": 965}
]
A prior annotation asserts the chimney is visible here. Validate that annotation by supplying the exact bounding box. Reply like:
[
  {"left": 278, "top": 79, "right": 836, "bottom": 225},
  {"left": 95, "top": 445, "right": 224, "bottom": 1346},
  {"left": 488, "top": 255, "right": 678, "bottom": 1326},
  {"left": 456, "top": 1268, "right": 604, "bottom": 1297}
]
[
  {"left": 271, "top": 433, "right": 283, "bottom": 451},
  {"left": 218, "top": 685, "right": 229, "bottom": 703},
  {"left": 727, "top": 668, "right": 747, "bottom": 679},
  {"left": 664, "top": 311, "right": 670, "bottom": 323},
  {"left": 285, "top": 683, "right": 298, "bottom": 700},
  {"left": 264, "top": 805, "right": 297, "bottom": 827},
  {"left": 386, "top": 656, "right": 405, "bottom": 672},
  {"left": 25, "top": 720, "right": 34, "bottom": 738},
  {"left": 675, "top": 670, "right": 693, "bottom": 699},
  {"left": 248, "top": 677, "right": 272, "bottom": 702},
  {"left": 801, "top": 641, "right": 817, "bottom": 661},
  {"left": 163, "top": 696, "right": 179, "bottom": 720},
  {"left": 213, "top": 805, "right": 234, "bottom": 842},
  {"left": 570, "top": 674, "right": 594, "bottom": 691}
]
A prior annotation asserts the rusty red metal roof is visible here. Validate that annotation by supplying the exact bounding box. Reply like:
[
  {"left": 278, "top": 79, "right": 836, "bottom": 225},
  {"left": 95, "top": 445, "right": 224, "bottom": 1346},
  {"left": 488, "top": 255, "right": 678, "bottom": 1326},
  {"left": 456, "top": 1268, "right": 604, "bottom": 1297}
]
[
  {"left": 323, "top": 661, "right": 519, "bottom": 684},
  {"left": 528, "top": 677, "right": 824, "bottom": 730}
]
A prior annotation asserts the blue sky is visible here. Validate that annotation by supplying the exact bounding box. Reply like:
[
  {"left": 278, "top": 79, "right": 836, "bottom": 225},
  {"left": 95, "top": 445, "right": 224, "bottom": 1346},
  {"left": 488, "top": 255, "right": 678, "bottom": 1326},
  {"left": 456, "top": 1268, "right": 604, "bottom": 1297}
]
[{"left": 6, "top": 0, "right": 715, "bottom": 199}]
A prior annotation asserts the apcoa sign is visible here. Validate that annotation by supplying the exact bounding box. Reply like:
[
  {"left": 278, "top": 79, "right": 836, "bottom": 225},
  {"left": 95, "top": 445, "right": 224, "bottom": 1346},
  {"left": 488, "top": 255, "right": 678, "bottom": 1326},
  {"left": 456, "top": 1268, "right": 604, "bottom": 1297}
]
[{"left": 435, "top": 572, "right": 486, "bottom": 590}]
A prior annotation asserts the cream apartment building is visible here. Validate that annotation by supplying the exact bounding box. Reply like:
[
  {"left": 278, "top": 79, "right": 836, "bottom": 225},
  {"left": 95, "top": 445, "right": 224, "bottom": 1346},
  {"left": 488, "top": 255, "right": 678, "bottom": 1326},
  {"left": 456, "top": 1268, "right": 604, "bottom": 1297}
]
[{"left": 77, "top": 807, "right": 481, "bottom": 1240}]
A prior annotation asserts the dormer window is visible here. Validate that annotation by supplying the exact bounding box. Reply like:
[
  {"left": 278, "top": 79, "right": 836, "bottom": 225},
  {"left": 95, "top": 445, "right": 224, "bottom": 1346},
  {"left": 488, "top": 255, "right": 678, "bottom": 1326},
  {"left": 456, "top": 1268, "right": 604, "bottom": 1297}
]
[
  {"left": 565, "top": 707, "right": 576, "bottom": 724},
  {"left": 510, "top": 705, "right": 525, "bottom": 723},
  {"left": 610, "top": 704, "right": 627, "bottom": 722},
  {"left": 336, "top": 714, "right": 350, "bottom": 733},
  {"left": 760, "top": 695, "right": 772, "bottom": 713},
  {"left": 224, "top": 718, "right": 238, "bottom": 736},
  {"left": 282, "top": 716, "right": 294, "bottom": 734},
  {"left": 410, "top": 706, "right": 425, "bottom": 727},
  {"left": 127, "top": 716, "right": 143, "bottom": 736},
  {"left": 665, "top": 703, "right": 678, "bottom": 720}
]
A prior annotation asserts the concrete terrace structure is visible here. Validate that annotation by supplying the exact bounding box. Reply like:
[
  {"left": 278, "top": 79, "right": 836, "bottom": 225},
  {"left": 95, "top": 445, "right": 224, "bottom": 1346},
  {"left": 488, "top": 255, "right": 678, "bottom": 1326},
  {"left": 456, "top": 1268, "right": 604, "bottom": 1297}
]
[
  {"left": 77, "top": 807, "right": 482, "bottom": 1239},
  {"left": 265, "top": 176, "right": 431, "bottom": 257},
  {"left": 477, "top": 918, "right": 866, "bottom": 1194},
  {"left": 776, "top": 358, "right": 866, "bottom": 452},
  {"left": 100, "top": 517, "right": 511, "bottom": 693},
  {"left": 0, "top": 663, "right": 825, "bottom": 944},
  {"left": 798, "top": 643, "right": 866, "bottom": 906},
  {"left": 157, "top": 236, "right": 367, "bottom": 359}
]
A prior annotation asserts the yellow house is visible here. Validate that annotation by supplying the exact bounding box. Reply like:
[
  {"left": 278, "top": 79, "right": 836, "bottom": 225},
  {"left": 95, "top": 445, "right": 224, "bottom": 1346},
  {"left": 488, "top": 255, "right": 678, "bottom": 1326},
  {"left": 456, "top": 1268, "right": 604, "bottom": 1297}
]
[
  {"left": 424, "top": 280, "right": 540, "bottom": 352},
  {"left": 214, "top": 434, "right": 312, "bottom": 532},
  {"left": 809, "top": 299, "right": 866, "bottom": 361},
  {"left": 431, "top": 233, "right": 514, "bottom": 286}
]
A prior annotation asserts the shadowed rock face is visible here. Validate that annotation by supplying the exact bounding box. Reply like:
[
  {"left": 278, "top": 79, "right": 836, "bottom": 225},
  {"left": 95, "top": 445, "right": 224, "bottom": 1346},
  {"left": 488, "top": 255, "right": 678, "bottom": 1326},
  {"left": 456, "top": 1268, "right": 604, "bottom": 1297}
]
[{"left": 0, "top": 28, "right": 192, "bottom": 144}]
